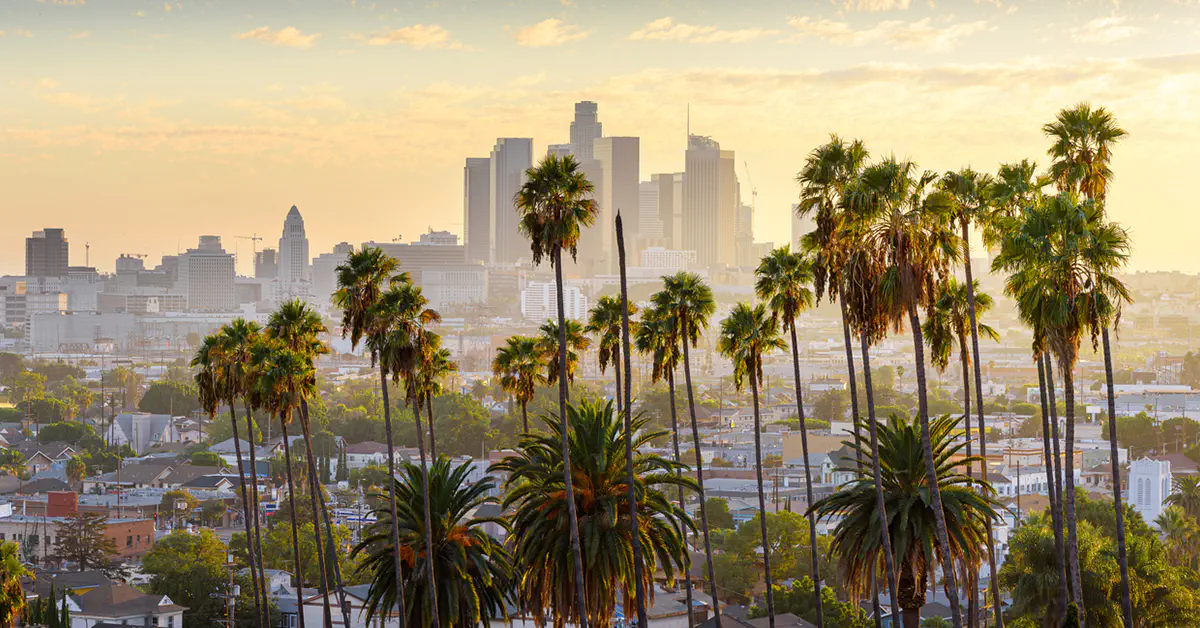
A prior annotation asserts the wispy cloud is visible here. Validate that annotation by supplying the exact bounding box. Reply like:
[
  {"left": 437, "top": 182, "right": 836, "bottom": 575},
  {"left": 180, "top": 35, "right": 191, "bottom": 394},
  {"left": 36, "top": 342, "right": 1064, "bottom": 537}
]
[
  {"left": 842, "top": 0, "right": 912, "bottom": 12},
  {"left": 69, "top": 31, "right": 90, "bottom": 40},
  {"left": 234, "top": 26, "right": 320, "bottom": 50},
  {"left": 628, "top": 17, "right": 780, "bottom": 44},
  {"left": 1068, "top": 16, "right": 1144, "bottom": 44},
  {"left": 515, "top": 18, "right": 590, "bottom": 47},
  {"left": 785, "top": 16, "right": 991, "bottom": 51},
  {"left": 361, "top": 24, "right": 462, "bottom": 49},
  {"left": 0, "top": 29, "right": 34, "bottom": 38},
  {"left": 39, "top": 0, "right": 86, "bottom": 5}
]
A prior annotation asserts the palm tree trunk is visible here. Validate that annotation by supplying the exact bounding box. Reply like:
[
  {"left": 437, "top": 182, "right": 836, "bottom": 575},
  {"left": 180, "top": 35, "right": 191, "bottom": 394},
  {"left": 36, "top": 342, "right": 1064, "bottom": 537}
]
[
  {"left": 521, "top": 401, "right": 529, "bottom": 435},
  {"left": 426, "top": 393, "right": 437, "bottom": 460},
  {"left": 788, "top": 324, "right": 823, "bottom": 628},
  {"left": 1036, "top": 354, "right": 1068, "bottom": 624},
  {"left": 667, "top": 368, "right": 695, "bottom": 628},
  {"left": 616, "top": 214, "right": 648, "bottom": 627},
  {"left": 960, "top": 224, "right": 1004, "bottom": 628},
  {"left": 958, "top": 344, "right": 978, "bottom": 628},
  {"left": 615, "top": 357, "right": 623, "bottom": 414},
  {"left": 859, "top": 331, "right": 901, "bottom": 624},
  {"left": 242, "top": 403, "right": 268, "bottom": 628},
  {"left": 907, "top": 308, "right": 963, "bottom": 628},
  {"left": 750, "top": 376, "right": 776, "bottom": 627},
  {"left": 409, "top": 391, "right": 440, "bottom": 628},
  {"left": 280, "top": 415, "right": 308, "bottom": 628},
  {"left": 1042, "top": 355, "right": 1071, "bottom": 611},
  {"left": 682, "top": 321, "right": 721, "bottom": 628},
  {"left": 1058, "top": 356, "right": 1085, "bottom": 617},
  {"left": 307, "top": 420, "right": 353, "bottom": 628},
  {"left": 377, "top": 364, "right": 409, "bottom": 627},
  {"left": 296, "top": 400, "right": 333, "bottom": 628},
  {"left": 1102, "top": 328, "right": 1133, "bottom": 627},
  {"left": 553, "top": 245, "right": 590, "bottom": 628},
  {"left": 227, "top": 404, "right": 265, "bottom": 628}
]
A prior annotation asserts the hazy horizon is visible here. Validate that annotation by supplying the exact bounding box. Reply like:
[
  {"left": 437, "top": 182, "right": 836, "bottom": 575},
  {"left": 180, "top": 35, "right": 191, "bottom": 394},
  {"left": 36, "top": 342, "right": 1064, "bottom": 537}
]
[{"left": 3, "top": 0, "right": 1198, "bottom": 275}]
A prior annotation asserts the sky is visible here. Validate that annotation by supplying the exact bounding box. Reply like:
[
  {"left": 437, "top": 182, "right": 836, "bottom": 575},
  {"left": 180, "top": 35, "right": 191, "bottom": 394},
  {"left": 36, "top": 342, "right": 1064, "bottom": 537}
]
[{"left": 1, "top": 0, "right": 1198, "bottom": 275}]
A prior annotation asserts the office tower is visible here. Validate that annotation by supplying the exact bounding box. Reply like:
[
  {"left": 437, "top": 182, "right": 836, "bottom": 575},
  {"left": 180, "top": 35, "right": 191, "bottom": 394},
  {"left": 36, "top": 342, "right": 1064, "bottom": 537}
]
[
  {"left": 463, "top": 157, "right": 492, "bottom": 264},
  {"left": 363, "top": 234, "right": 484, "bottom": 310},
  {"left": 490, "top": 138, "right": 533, "bottom": 264},
  {"left": 521, "top": 281, "right": 588, "bottom": 321},
  {"left": 311, "top": 242, "right": 352, "bottom": 308},
  {"left": 363, "top": 234, "right": 465, "bottom": 284},
  {"left": 652, "top": 173, "right": 685, "bottom": 249},
  {"left": 791, "top": 203, "right": 816, "bottom": 251},
  {"left": 175, "top": 236, "right": 235, "bottom": 311},
  {"left": 683, "top": 135, "right": 737, "bottom": 266},
  {"left": 735, "top": 200, "right": 754, "bottom": 266},
  {"left": 255, "top": 248, "right": 278, "bottom": 279},
  {"left": 547, "top": 144, "right": 571, "bottom": 159},
  {"left": 277, "top": 205, "right": 310, "bottom": 287},
  {"left": 25, "top": 228, "right": 69, "bottom": 278},
  {"left": 638, "top": 181, "right": 664, "bottom": 240},
  {"left": 420, "top": 230, "right": 459, "bottom": 245},
  {"left": 588, "top": 136, "right": 640, "bottom": 275},
  {"left": 569, "top": 101, "right": 602, "bottom": 162}
]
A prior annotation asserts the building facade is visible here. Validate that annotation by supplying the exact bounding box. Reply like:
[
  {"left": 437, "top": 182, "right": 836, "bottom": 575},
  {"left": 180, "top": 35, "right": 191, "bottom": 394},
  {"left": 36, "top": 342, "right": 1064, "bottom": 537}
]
[
  {"left": 174, "top": 236, "right": 235, "bottom": 312},
  {"left": 463, "top": 157, "right": 492, "bottom": 264},
  {"left": 520, "top": 281, "right": 588, "bottom": 321},
  {"left": 683, "top": 135, "right": 737, "bottom": 267},
  {"left": 26, "top": 228, "right": 70, "bottom": 278},
  {"left": 489, "top": 138, "right": 533, "bottom": 264}
]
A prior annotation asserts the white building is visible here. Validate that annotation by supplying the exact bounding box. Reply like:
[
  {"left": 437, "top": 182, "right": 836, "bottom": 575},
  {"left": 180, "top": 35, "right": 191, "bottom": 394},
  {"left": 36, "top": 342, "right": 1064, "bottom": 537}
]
[
  {"left": 175, "top": 236, "right": 235, "bottom": 312},
  {"left": 520, "top": 281, "right": 588, "bottom": 321},
  {"left": 311, "top": 242, "right": 351, "bottom": 309},
  {"left": 1129, "top": 457, "right": 1171, "bottom": 524},
  {"left": 422, "top": 265, "right": 487, "bottom": 311},
  {"left": 791, "top": 203, "right": 815, "bottom": 251},
  {"left": 640, "top": 247, "right": 697, "bottom": 272},
  {"left": 683, "top": 134, "right": 737, "bottom": 267},
  {"left": 590, "top": 136, "right": 640, "bottom": 274},
  {"left": 638, "top": 180, "right": 665, "bottom": 241},
  {"left": 276, "top": 205, "right": 311, "bottom": 301}
]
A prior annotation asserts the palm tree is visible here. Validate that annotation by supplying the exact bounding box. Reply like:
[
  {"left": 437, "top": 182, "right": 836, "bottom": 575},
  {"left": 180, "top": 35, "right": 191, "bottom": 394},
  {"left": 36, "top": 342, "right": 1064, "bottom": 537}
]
[
  {"left": 1043, "top": 103, "right": 1127, "bottom": 206},
  {"left": 214, "top": 319, "right": 270, "bottom": 628},
  {"left": 492, "top": 336, "right": 545, "bottom": 434},
  {"left": 493, "top": 398, "right": 694, "bottom": 628},
  {"left": 1155, "top": 506, "right": 1198, "bottom": 570},
  {"left": 809, "top": 413, "right": 1001, "bottom": 628},
  {"left": 634, "top": 304, "right": 694, "bottom": 628},
  {"left": 515, "top": 153, "right": 599, "bottom": 628},
  {"left": 652, "top": 271, "right": 721, "bottom": 627},
  {"left": 376, "top": 281, "right": 442, "bottom": 628},
  {"left": 333, "top": 246, "right": 408, "bottom": 626},
  {"left": 1166, "top": 476, "right": 1200, "bottom": 520},
  {"left": 938, "top": 167, "right": 1005, "bottom": 628},
  {"left": 755, "top": 245, "right": 823, "bottom": 627},
  {"left": 586, "top": 295, "right": 637, "bottom": 406},
  {"left": 0, "top": 542, "right": 29, "bottom": 628},
  {"left": 415, "top": 331, "right": 456, "bottom": 459},
  {"left": 537, "top": 318, "right": 591, "bottom": 390},
  {"left": 266, "top": 300, "right": 347, "bottom": 628},
  {"left": 353, "top": 458, "right": 513, "bottom": 627},
  {"left": 718, "top": 302, "right": 788, "bottom": 628}
]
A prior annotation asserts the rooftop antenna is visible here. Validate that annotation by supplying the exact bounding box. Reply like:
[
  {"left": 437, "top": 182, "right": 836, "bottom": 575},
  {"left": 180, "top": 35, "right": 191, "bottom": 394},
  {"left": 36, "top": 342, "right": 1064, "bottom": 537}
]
[{"left": 85, "top": 242, "right": 90, "bottom": 267}]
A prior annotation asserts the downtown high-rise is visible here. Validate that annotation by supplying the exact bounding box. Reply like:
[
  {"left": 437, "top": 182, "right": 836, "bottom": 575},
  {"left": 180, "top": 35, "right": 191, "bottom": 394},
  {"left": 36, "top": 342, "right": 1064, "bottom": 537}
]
[
  {"left": 683, "top": 134, "right": 737, "bottom": 267},
  {"left": 25, "top": 228, "right": 69, "bottom": 278},
  {"left": 489, "top": 138, "right": 533, "bottom": 264},
  {"left": 463, "top": 157, "right": 491, "bottom": 264},
  {"left": 277, "top": 205, "right": 310, "bottom": 289}
]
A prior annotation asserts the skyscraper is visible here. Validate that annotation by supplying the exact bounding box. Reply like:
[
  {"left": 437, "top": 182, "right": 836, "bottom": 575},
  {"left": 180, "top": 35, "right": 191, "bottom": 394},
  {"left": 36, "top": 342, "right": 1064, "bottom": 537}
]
[
  {"left": 254, "top": 248, "right": 278, "bottom": 279},
  {"left": 735, "top": 200, "right": 754, "bottom": 267},
  {"left": 547, "top": 144, "right": 571, "bottom": 159},
  {"left": 683, "top": 135, "right": 737, "bottom": 266},
  {"left": 569, "top": 101, "right": 602, "bottom": 162},
  {"left": 25, "top": 228, "right": 69, "bottom": 278},
  {"left": 652, "top": 173, "right": 685, "bottom": 249},
  {"left": 277, "top": 205, "right": 310, "bottom": 288},
  {"left": 311, "top": 242, "right": 352, "bottom": 308},
  {"left": 791, "top": 203, "right": 815, "bottom": 251},
  {"left": 490, "top": 138, "right": 533, "bottom": 264},
  {"left": 463, "top": 157, "right": 491, "bottom": 264},
  {"left": 590, "top": 136, "right": 640, "bottom": 274},
  {"left": 638, "top": 181, "right": 664, "bottom": 241},
  {"left": 175, "top": 236, "right": 235, "bottom": 311}
]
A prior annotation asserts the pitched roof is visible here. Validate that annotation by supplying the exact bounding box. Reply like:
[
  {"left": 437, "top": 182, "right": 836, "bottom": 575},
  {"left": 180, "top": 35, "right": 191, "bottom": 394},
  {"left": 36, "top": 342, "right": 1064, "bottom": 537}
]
[
  {"left": 181, "top": 474, "right": 237, "bottom": 489},
  {"left": 94, "top": 463, "right": 174, "bottom": 485},
  {"left": 166, "top": 465, "right": 229, "bottom": 486},
  {"left": 17, "top": 477, "right": 72, "bottom": 494},
  {"left": 72, "top": 580, "right": 187, "bottom": 618},
  {"left": 344, "top": 441, "right": 389, "bottom": 455}
]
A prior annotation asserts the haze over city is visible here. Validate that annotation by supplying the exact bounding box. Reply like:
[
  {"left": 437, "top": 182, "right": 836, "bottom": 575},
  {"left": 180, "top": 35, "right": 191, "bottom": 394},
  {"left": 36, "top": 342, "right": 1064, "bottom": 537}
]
[{"left": 3, "top": 0, "right": 1200, "bottom": 274}]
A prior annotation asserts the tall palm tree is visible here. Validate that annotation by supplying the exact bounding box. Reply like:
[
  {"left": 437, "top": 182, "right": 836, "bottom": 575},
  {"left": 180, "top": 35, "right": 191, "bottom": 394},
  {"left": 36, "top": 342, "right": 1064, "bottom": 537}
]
[
  {"left": 515, "top": 153, "right": 599, "bottom": 627},
  {"left": 411, "top": 330, "right": 455, "bottom": 458},
  {"left": 492, "top": 336, "right": 545, "bottom": 434},
  {"left": 193, "top": 335, "right": 266, "bottom": 628},
  {"left": 993, "top": 191, "right": 1113, "bottom": 617},
  {"left": 332, "top": 246, "right": 408, "bottom": 626},
  {"left": 0, "top": 542, "right": 29, "bottom": 628},
  {"left": 216, "top": 319, "right": 270, "bottom": 628},
  {"left": 1043, "top": 103, "right": 1127, "bottom": 206},
  {"left": 493, "top": 398, "right": 694, "bottom": 628},
  {"left": 266, "top": 300, "right": 348, "bottom": 628},
  {"left": 938, "top": 167, "right": 1005, "bottom": 628},
  {"left": 537, "top": 318, "right": 591, "bottom": 391},
  {"left": 634, "top": 305, "right": 694, "bottom": 628},
  {"left": 718, "top": 302, "right": 788, "bottom": 628},
  {"left": 376, "top": 281, "right": 442, "bottom": 628},
  {"left": 809, "top": 413, "right": 1001, "bottom": 628},
  {"left": 755, "top": 245, "right": 823, "bottom": 627},
  {"left": 1166, "top": 476, "right": 1200, "bottom": 520},
  {"left": 586, "top": 295, "right": 637, "bottom": 406},
  {"left": 354, "top": 458, "right": 513, "bottom": 627},
  {"left": 651, "top": 271, "right": 721, "bottom": 628}
]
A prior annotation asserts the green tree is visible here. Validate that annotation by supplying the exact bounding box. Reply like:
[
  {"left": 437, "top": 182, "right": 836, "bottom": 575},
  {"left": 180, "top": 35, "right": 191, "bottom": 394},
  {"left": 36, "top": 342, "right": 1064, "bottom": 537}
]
[
  {"left": 492, "top": 336, "right": 545, "bottom": 434},
  {"left": 7, "top": 370, "right": 46, "bottom": 406},
  {"left": 65, "top": 457, "right": 86, "bottom": 486},
  {"left": 755, "top": 577, "right": 871, "bottom": 628},
  {"left": 812, "top": 388, "right": 849, "bottom": 423},
  {"left": 494, "top": 398, "right": 693, "bottom": 628},
  {"left": 586, "top": 295, "right": 637, "bottom": 406},
  {"left": 189, "top": 450, "right": 225, "bottom": 467},
  {"left": 137, "top": 380, "right": 201, "bottom": 416},
  {"left": 707, "top": 497, "right": 735, "bottom": 529},
  {"left": 49, "top": 513, "right": 119, "bottom": 573},
  {"left": 711, "top": 552, "right": 757, "bottom": 605},
  {"left": 0, "top": 541, "right": 30, "bottom": 628},
  {"left": 36, "top": 421, "right": 96, "bottom": 444},
  {"left": 0, "top": 354, "right": 24, "bottom": 383},
  {"left": 143, "top": 529, "right": 271, "bottom": 628}
]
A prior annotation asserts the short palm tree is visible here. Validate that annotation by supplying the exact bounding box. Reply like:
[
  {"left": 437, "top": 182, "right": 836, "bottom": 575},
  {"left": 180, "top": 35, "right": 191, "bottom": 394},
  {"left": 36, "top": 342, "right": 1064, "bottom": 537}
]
[
  {"left": 492, "top": 336, "right": 545, "bottom": 434},
  {"left": 755, "top": 245, "right": 824, "bottom": 626},
  {"left": 415, "top": 331, "right": 456, "bottom": 458},
  {"left": 0, "top": 541, "right": 29, "bottom": 628},
  {"left": 809, "top": 413, "right": 1000, "bottom": 628},
  {"left": 718, "top": 302, "right": 788, "bottom": 627},
  {"left": 586, "top": 295, "right": 637, "bottom": 406},
  {"left": 333, "top": 246, "right": 410, "bottom": 624},
  {"left": 493, "top": 398, "right": 694, "bottom": 628},
  {"left": 516, "top": 153, "right": 600, "bottom": 628},
  {"left": 1166, "top": 476, "right": 1200, "bottom": 520},
  {"left": 537, "top": 318, "right": 591, "bottom": 391},
  {"left": 651, "top": 272, "right": 721, "bottom": 627},
  {"left": 354, "top": 458, "right": 513, "bottom": 628}
]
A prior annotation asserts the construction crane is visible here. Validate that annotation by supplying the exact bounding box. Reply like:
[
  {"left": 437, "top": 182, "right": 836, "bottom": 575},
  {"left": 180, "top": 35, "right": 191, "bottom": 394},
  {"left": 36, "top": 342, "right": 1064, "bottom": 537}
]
[
  {"left": 743, "top": 160, "right": 758, "bottom": 212},
  {"left": 233, "top": 234, "right": 263, "bottom": 256}
]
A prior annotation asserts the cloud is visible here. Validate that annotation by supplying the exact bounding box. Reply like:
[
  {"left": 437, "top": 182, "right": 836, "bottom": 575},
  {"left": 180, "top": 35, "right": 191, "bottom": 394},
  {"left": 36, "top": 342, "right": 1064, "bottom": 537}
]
[
  {"left": 39, "top": 0, "right": 85, "bottom": 5},
  {"left": 515, "top": 18, "right": 590, "bottom": 47},
  {"left": 842, "top": 0, "right": 912, "bottom": 12},
  {"left": 1068, "top": 16, "right": 1144, "bottom": 44},
  {"left": 362, "top": 24, "right": 461, "bottom": 49},
  {"left": 234, "top": 26, "right": 320, "bottom": 50},
  {"left": 0, "top": 29, "right": 33, "bottom": 38},
  {"left": 786, "top": 16, "right": 991, "bottom": 51},
  {"left": 69, "top": 31, "right": 89, "bottom": 39},
  {"left": 628, "top": 17, "right": 781, "bottom": 44}
]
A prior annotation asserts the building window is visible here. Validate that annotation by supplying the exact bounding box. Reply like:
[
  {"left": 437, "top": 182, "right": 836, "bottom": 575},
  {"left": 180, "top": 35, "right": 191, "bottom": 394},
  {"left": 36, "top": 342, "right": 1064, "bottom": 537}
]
[
  {"left": 127, "top": 535, "right": 133, "bottom": 547},
  {"left": 29, "top": 535, "right": 37, "bottom": 547}
]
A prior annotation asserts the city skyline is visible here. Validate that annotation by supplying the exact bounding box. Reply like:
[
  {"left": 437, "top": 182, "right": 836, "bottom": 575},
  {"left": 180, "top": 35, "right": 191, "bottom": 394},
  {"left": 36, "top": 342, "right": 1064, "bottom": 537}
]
[{"left": 3, "top": 0, "right": 1199, "bottom": 274}]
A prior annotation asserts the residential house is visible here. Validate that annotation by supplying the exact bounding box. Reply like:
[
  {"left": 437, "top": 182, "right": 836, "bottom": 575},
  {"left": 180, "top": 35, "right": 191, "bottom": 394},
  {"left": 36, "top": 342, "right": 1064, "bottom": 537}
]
[
  {"left": 344, "top": 442, "right": 410, "bottom": 471},
  {"left": 34, "top": 574, "right": 188, "bottom": 628},
  {"left": 13, "top": 442, "right": 76, "bottom": 475},
  {"left": 109, "top": 413, "right": 179, "bottom": 454}
]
